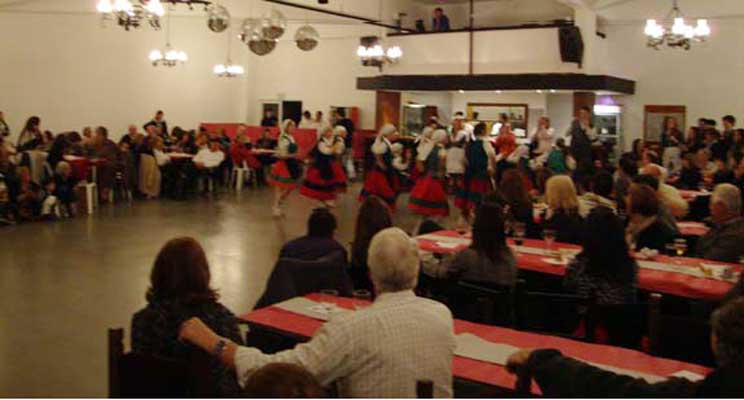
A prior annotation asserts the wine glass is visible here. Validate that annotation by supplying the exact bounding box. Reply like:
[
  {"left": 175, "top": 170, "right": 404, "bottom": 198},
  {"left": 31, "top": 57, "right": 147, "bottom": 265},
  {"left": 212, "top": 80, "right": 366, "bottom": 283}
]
[
  {"left": 542, "top": 229, "right": 556, "bottom": 254},
  {"left": 319, "top": 289, "right": 339, "bottom": 313},
  {"left": 351, "top": 289, "right": 372, "bottom": 310},
  {"left": 513, "top": 222, "right": 526, "bottom": 246},
  {"left": 674, "top": 238, "right": 687, "bottom": 256}
]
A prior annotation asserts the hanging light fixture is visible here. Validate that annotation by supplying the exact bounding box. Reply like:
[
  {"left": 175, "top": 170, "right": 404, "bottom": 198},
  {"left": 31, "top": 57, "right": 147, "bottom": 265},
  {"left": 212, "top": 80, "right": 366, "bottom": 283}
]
[
  {"left": 149, "top": 9, "right": 188, "bottom": 67},
  {"left": 357, "top": 0, "right": 402, "bottom": 68},
  {"left": 95, "top": 0, "right": 211, "bottom": 31},
  {"left": 644, "top": 0, "right": 710, "bottom": 50},
  {"left": 213, "top": 27, "right": 245, "bottom": 78},
  {"left": 240, "top": 18, "right": 277, "bottom": 56}
]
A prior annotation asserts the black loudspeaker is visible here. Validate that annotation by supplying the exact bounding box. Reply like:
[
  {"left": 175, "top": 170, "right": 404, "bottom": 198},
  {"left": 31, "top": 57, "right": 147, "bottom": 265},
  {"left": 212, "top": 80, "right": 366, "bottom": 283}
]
[{"left": 559, "top": 26, "right": 584, "bottom": 66}]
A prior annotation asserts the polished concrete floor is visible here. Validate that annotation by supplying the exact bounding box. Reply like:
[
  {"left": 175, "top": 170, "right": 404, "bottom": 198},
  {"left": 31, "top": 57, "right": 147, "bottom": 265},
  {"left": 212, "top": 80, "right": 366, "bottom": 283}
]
[{"left": 0, "top": 184, "right": 447, "bottom": 397}]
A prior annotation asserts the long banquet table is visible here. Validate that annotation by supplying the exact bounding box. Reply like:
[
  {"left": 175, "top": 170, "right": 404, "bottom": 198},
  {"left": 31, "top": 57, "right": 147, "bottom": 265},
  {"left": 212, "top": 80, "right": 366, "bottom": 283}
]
[
  {"left": 416, "top": 230, "right": 739, "bottom": 300},
  {"left": 239, "top": 294, "right": 710, "bottom": 395}
]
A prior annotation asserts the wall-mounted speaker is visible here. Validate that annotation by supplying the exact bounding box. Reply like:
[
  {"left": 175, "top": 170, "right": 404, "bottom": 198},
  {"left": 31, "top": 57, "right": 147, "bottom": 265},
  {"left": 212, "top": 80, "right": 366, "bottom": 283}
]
[{"left": 559, "top": 26, "right": 584, "bottom": 67}]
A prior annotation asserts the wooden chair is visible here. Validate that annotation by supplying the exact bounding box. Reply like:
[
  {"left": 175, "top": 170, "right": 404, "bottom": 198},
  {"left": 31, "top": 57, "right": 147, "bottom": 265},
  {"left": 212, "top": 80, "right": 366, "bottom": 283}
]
[
  {"left": 108, "top": 328, "right": 214, "bottom": 398},
  {"left": 448, "top": 280, "right": 516, "bottom": 327},
  {"left": 647, "top": 293, "right": 715, "bottom": 367}
]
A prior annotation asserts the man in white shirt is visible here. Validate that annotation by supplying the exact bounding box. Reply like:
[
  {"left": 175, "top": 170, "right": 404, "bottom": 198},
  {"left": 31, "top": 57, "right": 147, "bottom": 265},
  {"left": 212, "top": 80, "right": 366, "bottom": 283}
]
[
  {"left": 298, "top": 111, "right": 316, "bottom": 129},
  {"left": 193, "top": 139, "right": 225, "bottom": 169},
  {"left": 179, "top": 227, "right": 456, "bottom": 398},
  {"left": 641, "top": 163, "right": 689, "bottom": 219}
]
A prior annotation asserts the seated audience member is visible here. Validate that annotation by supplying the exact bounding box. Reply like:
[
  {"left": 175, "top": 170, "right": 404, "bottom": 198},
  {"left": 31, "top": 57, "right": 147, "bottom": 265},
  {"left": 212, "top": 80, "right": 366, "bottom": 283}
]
[
  {"left": 579, "top": 171, "right": 616, "bottom": 217},
  {"left": 677, "top": 153, "right": 703, "bottom": 190},
  {"left": 505, "top": 298, "right": 744, "bottom": 396},
  {"left": 614, "top": 153, "right": 638, "bottom": 213},
  {"left": 179, "top": 227, "right": 456, "bottom": 398},
  {"left": 46, "top": 134, "right": 69, "bottom": 170},
  {"left": 38, "top": 177, "right": 59, "bottom": 220},
  {"left": 545, "top": 138, "right": 576, "bottom": 175},
  {"left": 641, "top": 163, "right": 689, "bottom": 218},
  {"left": 15, "top": 166, "right": 42, "bottom": 221},
  {"left": 565, "top": 207, "right": 637, "bottom": 305},
  {"left": 119, "top": 124, "right": 140, "bottom": 148},
  {"left": 424, "top": 197, "right": 518, "bottom": 287},
  {"left": 625, "top": 183, "right": 677, "bottom": 252},
  {"left": 697, "top": 148, "right": 718, "bottom": 178},
  {"left": 279, "top": 208, "right": 347, "bottom": 261},
  {"left": 17, "top": 116, "right": 43, "bottom": 151},
  {"left": 632, "top": 174, "right": 679, "bottom": 235},
  {"left": 53, "top": 161, "right": 77, "bottom": 218},
  {"left": 151, "top": 137, "right": 171, "bottom": 168},
  {"left": 230, "top": 129, "right": 261, "bottom": 170},
  {"left": 131, "top": 237, "right": 244, "bottom": 396},
  {"left": 172, "top": 131, "right": 197, "bottom": 154},
  {"left": 89, "top": 126, "right": 120, "bottom": 199},
  {"left": 712, "top": 158, "right": 735, "bottom": 185},
  {"left": 705, "top": 129, "right": 727, "bottom": 162},
  {"left": 696, "top": 184, "right": 744, "bottom": 263},
  {"left": 542, "top": 175, "right": 584, "bottom": 244},
  {"left": 500, "top": 169, "right": 541, "bottom": 238},
  {"left": 242, "top": 363, "right": 325, "bottom": 398},
  {"left": 349, "top": 196, "right": 393, "bottom": 292},
  {"left": 192, "top": 139, "right": 225, "bottom": 190}
]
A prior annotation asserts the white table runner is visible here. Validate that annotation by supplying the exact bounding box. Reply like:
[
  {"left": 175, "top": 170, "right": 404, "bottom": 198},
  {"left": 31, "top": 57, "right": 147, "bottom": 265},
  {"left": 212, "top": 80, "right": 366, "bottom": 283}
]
[{"left": 273, "top": 297, "right": 348, "bottom": 321}]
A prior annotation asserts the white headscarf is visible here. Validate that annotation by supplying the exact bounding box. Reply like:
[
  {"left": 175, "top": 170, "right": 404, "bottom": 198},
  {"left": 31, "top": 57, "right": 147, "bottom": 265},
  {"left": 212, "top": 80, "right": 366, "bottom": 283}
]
[
  {"left": 281, "top": 119, "right": 295, "bottom": 136},
  {"left": 373, "top": 124, "right": 397, "bottom": 155},
  {"left": 418, "top": 129, "right": 448, "bottom": 161}
]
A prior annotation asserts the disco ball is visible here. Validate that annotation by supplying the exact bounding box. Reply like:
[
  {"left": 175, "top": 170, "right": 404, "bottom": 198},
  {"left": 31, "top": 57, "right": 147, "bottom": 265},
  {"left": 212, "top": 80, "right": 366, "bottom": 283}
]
[
  {"left": 294, "top": 25, "right": 319, "bottom": 51},
  {"left": 239, "top": 18, "right": 261, "bottom": 43},
  {"left": 261, "top": 8, "right": 286, "bottom": 39},
  {"left": 206, "top": 4, "right": 231, "bottom": 33},
  {"left": 248, "top": 37, "right": 277, "bottom": 56}
]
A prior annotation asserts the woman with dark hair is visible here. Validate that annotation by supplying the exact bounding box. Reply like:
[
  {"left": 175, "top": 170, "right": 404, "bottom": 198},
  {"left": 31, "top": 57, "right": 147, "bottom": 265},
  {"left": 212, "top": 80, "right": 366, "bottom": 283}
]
[
  {"left": 349, "top": 195, "right": 393, "bottom": 291},
  {"left": 443, "top": 197, "right": 518, "bottom": 286},
  {"left": 131, "top": 237, "right": 243, "bottom": 396},
  {"left": 625, "top": 184, "right": 676, "bottom": 252},
  {"left": 661, "top": 116, "right": 684, "bottom": 173},
  {"left": 629, "top": 138, "right": 645, "bottom": 167},
  {"left": 565, "top": 207, "right": 638, "bottom": 305},
  {"left": 676, "top": 152, "right": 702, "bottom": 190},
  {"left": 17, "top": 116, "right": 42, "bottom": 151},
  {"left": 242, "top": 363, "right": 325, "bottom": 398},
  {"left": 500, "top": 169, "right": 541, "bottom": 239}
]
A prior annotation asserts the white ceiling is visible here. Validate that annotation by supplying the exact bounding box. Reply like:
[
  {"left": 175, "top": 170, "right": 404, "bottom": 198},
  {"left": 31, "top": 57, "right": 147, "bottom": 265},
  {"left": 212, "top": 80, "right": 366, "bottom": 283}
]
[{"left": 2, "top": 0, "right": 744, "bottom": 22}]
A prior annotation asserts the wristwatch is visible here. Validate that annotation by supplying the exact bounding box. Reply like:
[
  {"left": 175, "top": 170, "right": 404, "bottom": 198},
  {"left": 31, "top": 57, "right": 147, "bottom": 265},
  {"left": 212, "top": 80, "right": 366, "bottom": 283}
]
[{"left": 212, "top": 338, "right": 228, "bottom": 357}]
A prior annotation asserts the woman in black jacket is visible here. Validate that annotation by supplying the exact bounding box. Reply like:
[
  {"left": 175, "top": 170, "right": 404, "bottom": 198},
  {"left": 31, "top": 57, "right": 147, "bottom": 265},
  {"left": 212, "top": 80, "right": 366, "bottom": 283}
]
[{"left": 625, "top": 183, "right": 677, "bottom": 252}]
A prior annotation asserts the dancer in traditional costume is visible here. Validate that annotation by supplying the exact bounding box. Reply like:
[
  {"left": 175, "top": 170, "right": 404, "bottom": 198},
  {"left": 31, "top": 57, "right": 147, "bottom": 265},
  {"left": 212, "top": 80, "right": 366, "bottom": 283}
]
[
  {"left": 330, "top": 126, "right": 348, "bottom": 194},
  {"left": 454, "top": 122, "right": 496, "bottom": 224},
  {"left": 300, "top": 124, "right": 346, "bottom": 207},
  {"left": 268, "top": 119, "right": 302, "bottom": 217},
  {"left": 409, "top": 129, "right": 449, "bottom": 233},
  {"left": 359, "top": 124, "right": 399, "bottom": 210}
]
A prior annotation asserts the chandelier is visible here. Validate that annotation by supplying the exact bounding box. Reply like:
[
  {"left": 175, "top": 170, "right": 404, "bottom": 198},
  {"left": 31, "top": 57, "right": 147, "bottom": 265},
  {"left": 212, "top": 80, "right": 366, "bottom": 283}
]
[
  {"left": 149, "top": 11, "right": 187, "bottom": 67},
  {"left": 96, "top": 0, "right": 211, "bottom": 31},
  {"left": 644, "top": 0, "right": 710, "bottom": 50},
  {"left": 213, "top": 27, "right": 244, "bottom": 78},
  {"left": 357, "top": 36, "right": 402, "bottom": 68}
]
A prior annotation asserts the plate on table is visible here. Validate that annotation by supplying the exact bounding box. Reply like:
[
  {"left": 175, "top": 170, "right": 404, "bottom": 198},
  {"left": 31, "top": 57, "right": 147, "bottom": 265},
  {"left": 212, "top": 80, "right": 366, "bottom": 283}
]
[{"left": 541, "top": 257, "right": 569, "bottom": 266}]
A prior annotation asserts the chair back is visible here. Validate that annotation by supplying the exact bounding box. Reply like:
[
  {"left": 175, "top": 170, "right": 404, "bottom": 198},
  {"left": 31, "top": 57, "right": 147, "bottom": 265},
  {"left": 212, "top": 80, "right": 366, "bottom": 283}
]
[
  {"left": 108, "top": 328, "right": 214, "bottom": 398},
  {"left": 416, "top": 380, "right": 434, "bottom": 398},
  {"left": 648, "top": 293, "right": 715, "bottom": 366},
  {"left": 254, "top": 251, "right": 352, "bottom": 309},
  {"left": 514, "top": 280, "right": 594, "bottom": 341},
  {"left": 449, "top": 280, "right": 515, "bottom": 327}
]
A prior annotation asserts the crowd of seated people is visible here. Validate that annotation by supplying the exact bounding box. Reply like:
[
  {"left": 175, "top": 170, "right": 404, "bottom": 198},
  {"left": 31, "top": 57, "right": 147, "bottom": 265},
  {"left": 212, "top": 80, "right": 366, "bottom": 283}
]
[{"left": 0, "top": 111, "right": 280, "bottom": 225}]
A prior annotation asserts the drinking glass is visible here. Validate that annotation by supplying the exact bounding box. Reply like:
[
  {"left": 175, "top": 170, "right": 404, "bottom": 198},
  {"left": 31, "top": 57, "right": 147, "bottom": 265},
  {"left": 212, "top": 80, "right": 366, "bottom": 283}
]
[
  {"left": 319, "top": 289, "right": 339, "bottom": 313},
  {"left": 542, "top": 229, "right": 556, "bottom": 254},
  {"left": 351, "top": 289, "right": 372, "bottom": 310},
  {"left": 665, "top": 243, "right": 677, "bottom": 257},
  {"left": 513, "top": 222, "right": 526, "bottom": 246},
  {"left": 674, "top": 238, "right": 688, "bottom": 257}
]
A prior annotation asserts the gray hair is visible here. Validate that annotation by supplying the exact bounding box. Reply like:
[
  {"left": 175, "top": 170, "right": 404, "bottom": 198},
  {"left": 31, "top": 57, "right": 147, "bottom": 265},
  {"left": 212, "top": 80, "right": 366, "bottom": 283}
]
[
  {"left": 367, "top": 227, "right": 420, "bottom": 293},
  {"left": 711, "top": 298, "right": 744, "bottom": 367},
  {"left": 712, "top": 183, "right": 742, "bottom": 215}
]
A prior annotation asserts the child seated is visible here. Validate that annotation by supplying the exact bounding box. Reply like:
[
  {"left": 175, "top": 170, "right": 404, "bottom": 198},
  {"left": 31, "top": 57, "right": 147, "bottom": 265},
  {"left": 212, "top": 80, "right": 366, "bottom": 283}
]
[{"left": 53, "top": 161, "right": 78, "bottom": 218}]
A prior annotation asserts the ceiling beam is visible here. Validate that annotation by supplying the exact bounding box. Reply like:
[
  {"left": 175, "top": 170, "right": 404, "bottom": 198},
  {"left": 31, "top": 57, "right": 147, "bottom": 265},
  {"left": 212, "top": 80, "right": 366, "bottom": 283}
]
[{"left": 593, "top": 0, "right": 636, "bottom": 11}]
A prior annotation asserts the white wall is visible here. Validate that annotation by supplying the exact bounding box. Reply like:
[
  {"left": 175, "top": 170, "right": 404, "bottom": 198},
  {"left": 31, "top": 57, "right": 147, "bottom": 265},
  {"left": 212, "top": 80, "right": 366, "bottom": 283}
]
[
  {"left": 547, "top": 93, "right": 574, "bottom": 138},
  {"left": 602, "top": 18, "right": 744, "bottom": 148},
  {"left": 0, "top": 11, "right": 248, "bottom": 141}
]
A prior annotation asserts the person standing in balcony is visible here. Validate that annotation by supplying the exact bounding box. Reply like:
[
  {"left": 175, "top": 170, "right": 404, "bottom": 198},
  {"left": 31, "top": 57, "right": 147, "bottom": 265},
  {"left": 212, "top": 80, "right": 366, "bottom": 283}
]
[{"left": 432, "top": 7, "right": 450, "bottom": 32}]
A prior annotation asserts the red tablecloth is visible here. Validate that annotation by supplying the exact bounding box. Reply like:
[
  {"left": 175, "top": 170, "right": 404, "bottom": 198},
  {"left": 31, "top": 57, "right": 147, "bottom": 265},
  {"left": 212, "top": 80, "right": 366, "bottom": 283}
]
[
  {"left": 678, "top": 222, "right": 710, "bottom": 236},
  {"left": 63, "top": 155, "right": 107, "bottom": 181},
  {"left": 417, "top": 231, "right": 736, "bottom": 300},
  {"left": 239, "top": 294, "right": 711, "bottom": 393},
  {"left": 200, "top": 123, "right": 316, "bottom": 159}
]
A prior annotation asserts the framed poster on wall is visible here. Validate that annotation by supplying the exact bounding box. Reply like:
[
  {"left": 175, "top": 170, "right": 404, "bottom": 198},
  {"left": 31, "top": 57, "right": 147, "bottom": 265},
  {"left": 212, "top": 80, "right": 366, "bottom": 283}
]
[{"left": 644, "top": 105, "right": 686, "bottom": 143}]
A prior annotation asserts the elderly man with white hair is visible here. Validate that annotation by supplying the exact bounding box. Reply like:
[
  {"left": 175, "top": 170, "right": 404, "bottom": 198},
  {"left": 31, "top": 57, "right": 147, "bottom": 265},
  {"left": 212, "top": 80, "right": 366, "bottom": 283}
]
[
  {"left": 696, "top": 183, "right": 744, "bottom": 263},
  {"left": 641, "top": 163, "right": 689, "bottom": 218},
  {"left": 179, "top": 227, "right": 456, "bottom": 398}
]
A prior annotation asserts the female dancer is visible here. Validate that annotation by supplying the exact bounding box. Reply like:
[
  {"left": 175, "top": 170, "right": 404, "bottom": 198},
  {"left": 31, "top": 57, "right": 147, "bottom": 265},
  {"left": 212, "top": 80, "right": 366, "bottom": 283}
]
[
  {"left": 359, "top": 124, "right": 399, "bottom": 210},
  {"left": 454, "top": 122, "right": 496, "bottom": 225},
  {"left": 409, "top": 129, "right": 449, "bottom": 233},
  {"left": 300, "top": 125, "right": 346, "bottom": 207},
  {"left": 330, "top": 126, "right": 348, "bottom": 194},
  {"left": 268, "top": 119, "right": 302, "bottom": 217}
]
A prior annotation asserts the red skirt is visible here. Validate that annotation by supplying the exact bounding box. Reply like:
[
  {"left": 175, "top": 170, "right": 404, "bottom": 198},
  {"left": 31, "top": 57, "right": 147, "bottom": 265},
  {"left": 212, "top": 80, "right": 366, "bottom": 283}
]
[
  {"left": 408, "top": 175, "right": 449, "bottom": 217},
  {"left": 359, "top": 169, "right": 398, "bottom": 210},
  {"left": 454, "top": 176, "right": 492, "bottom": 211},
  {"left": 268, "top": 160, "right": 300, "bottom": 190},
  {"left": 300, "top": 166, "right": 337, "bottom": 201},
  {"left": 331, "top": 160, "right": 347, "bottom": 193}
]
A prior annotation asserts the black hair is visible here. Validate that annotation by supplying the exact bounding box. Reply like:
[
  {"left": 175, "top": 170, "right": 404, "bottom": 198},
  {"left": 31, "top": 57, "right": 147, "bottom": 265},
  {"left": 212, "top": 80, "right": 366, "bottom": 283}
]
[
  {"left": 96, "top": 126, "right": 108, "bottom": 139},
  {"left": 435, "top": 7, "right": 443, "bottom": 12},
  {"left": 632, "top": 174, "right": 659, "bottom": 191},
  {"left": 579, "top": 207, "right": 636, "bottom": 284},
  {"left": 619, "top": 153, "right": 638, "bottom": 177},
  {"left": 712, "top": 298, "right": 744, "bottom": 367},
  {"left": 470, "top": 197, "right": 508, "bottom": 266},
  {"left": 303, "top": 111, "right": 311, "bottom": 118},
  {"left": 23, "top": 116, "right": 40, "bottom": 133},
  {"left": 307, "top": 208, "right": 337, "bottom": 238},
  {"left": 591, "top": 171, "right": 614, "bottom": 198},
  {"left": 473, "top": 122, "right": 487, "bottom": 137},
  {"left": 724, "top": 115, "right": 736, "bottom": 125},
  {"left": 336, "top": 109, "right": 346, "bottom": 118},
  {"left": 156, "top": 110, "right": 164, "bottom": 115}
]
